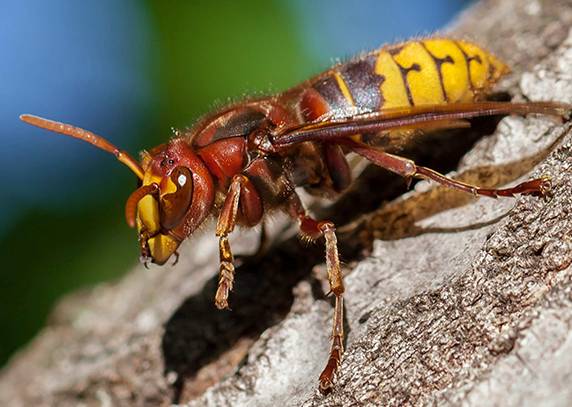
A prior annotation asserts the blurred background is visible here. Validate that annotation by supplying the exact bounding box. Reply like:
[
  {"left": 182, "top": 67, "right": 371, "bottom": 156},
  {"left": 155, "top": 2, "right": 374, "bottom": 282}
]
[{"left": 0, "top": 0, "right": 473, "bottom": 367}]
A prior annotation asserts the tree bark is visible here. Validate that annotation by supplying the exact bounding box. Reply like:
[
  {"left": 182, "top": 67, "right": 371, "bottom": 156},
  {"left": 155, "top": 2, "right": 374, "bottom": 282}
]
[{"left": 2, "top": 0, "right": 572, "bottom": 406}]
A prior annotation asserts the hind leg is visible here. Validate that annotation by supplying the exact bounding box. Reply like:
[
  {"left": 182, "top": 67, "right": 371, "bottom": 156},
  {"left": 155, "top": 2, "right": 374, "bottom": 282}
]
[{"left": 350, "top": 144, "right": 551, "bottom": 198}]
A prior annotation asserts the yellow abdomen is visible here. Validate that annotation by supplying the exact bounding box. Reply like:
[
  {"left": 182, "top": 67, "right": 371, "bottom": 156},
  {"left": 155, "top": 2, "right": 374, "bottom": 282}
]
[
  {"left": 302, "top": 38, "right": 510, "bottom": 125},
  {"left": 375, "top": 38, "right": 509, "bottom": 109}
]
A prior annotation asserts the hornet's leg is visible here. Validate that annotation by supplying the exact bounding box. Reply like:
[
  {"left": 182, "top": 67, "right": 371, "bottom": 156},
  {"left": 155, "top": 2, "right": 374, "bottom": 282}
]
[
  {"left": 214, "top": 174, "right": 263, "bottom": 309},
  {"left": 351, "top": 144, "right": 552, "bottom": 198},
  {"left": 289, "top": 196, "right": 344, "bottom": 394}
]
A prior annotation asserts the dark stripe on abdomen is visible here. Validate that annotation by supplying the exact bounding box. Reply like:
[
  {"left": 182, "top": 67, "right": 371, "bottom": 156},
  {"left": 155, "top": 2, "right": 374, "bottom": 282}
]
[
  {"left": 312, "top": 75, "right": 353, "bottom": 111},
  {"left": 338, "top": 55, "right": 384, "bottom": 111}
]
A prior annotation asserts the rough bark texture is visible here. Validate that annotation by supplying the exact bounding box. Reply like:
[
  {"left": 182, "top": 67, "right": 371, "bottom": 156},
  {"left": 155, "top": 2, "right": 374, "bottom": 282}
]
[{"left": 2, "top": 0, "right": 572, "bottom": 406}]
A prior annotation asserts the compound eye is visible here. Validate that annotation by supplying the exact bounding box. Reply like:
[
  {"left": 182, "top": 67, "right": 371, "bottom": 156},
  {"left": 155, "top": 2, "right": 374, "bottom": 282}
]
[{"left": 160, "top": 167, "right": 193, "bottom": 230}]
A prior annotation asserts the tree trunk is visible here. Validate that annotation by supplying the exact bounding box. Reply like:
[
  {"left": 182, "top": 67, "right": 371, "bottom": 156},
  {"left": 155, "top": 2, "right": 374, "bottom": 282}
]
[{"left": 2, "top": 0, "right": 572, "bottom": 406}]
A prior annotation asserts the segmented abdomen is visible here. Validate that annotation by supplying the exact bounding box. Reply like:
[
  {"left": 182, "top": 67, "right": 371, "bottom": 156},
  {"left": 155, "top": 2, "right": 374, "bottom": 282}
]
[{"left": 296, "top": 38, "right": 509, "bottom": 121}]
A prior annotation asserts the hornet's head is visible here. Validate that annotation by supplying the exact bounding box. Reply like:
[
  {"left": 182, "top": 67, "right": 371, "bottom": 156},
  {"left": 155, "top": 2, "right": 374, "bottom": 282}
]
[
  {"left": 20, "top": 115, "right": 214, "bottom": 266},
  {"left": 128, "top": 138, "right": 214, "bottom": 265}
]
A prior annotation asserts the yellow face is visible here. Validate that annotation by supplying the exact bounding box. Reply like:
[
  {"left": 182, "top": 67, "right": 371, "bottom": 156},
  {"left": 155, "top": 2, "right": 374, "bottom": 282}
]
[
  {"left": 126, "top": 138, "right": 215, "bottom": 267},
  {"left": 135, "top": 165, "right": 193, "bottom": 265}
]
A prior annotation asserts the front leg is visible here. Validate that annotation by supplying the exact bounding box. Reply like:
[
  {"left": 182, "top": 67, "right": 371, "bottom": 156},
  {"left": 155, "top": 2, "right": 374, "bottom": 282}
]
[{"left": 214, "top": 174, "right": 262, "bottom": 309}]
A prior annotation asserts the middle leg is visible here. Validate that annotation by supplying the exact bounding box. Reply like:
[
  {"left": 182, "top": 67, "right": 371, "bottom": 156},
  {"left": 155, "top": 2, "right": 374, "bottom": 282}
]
[{"left": 288, "top": 195, "right": 345, "bottom": 394}]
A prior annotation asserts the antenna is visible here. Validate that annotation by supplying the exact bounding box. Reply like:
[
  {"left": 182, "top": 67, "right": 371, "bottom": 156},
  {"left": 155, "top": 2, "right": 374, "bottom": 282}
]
[{"left": 20, "top": 114, "right": 144, "bottom": 180}]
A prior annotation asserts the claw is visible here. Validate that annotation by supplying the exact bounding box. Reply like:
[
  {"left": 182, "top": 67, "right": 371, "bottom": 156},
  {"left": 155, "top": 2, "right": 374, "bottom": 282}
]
[
  {"left": 139, "top": 255, "right": 151, "bottom": 269},
  {"left": 539, "top": 176, "right": 552, "bottom": 198},
  {"left": 171, "top": 251, "right": 180, "bottom": 266},
  {"left": 518, "top": 176, "right": 553, "bottom": 198},
  {"left": 318, "top": 378, "right": 334, "bottom": 395},
  {"left": 404, "top": 176, "right": 412, "bottom": 190}
]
